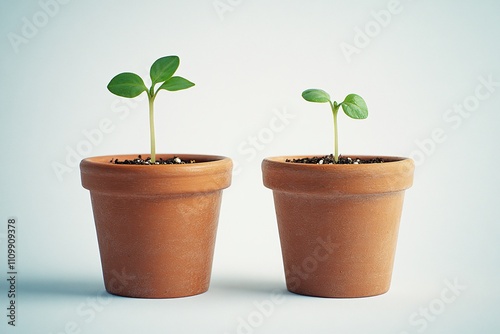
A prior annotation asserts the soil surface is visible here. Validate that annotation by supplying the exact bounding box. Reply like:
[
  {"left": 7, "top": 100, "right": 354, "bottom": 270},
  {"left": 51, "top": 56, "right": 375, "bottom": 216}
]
[
  {"left": 286, "top": 154, "right": 385, "bottom": 165},
  {"left": 111, "top": 155, "right": 196, "bottom": 165}
]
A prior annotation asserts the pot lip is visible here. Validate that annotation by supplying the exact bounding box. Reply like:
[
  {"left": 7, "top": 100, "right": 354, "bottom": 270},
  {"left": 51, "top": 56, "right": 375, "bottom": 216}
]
[
  {"left": 263, "top": 154, "right": 412, "bottom": 168},
  {"left": 262, "top": 154, "right": 414, "bottom": 194},
  {"left": 81, "top": 153, "right": 232, "bottom": 194},
  {"left": 81, "top": 153, "right": 232, "bottom": 168}
]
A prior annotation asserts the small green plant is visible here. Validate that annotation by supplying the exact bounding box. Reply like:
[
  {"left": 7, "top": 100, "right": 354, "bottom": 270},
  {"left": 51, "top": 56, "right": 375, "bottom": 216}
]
[
  {"left": 107, "top": 55, "right": 195, "bottom": 163},
  {"left": 302, "top": 89, "right": 368, "bottom": 163}
]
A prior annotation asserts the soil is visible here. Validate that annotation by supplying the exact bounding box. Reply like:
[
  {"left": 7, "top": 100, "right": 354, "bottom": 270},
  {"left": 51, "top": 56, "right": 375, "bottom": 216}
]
[
  {"left": 286, "top": 154, "right": 385, "bottom": 165},
  {"left": 111, "top": 155, "right": 196, "bottom": 165}
]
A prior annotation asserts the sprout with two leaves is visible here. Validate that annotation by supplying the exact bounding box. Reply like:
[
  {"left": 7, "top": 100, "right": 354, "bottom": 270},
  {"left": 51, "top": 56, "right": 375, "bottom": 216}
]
[
  {"left": 302, "top": 89, "right": 368, "bottom": 163},
  {"left": 107, "top": 55, "right": 194, "bottom": 163}
]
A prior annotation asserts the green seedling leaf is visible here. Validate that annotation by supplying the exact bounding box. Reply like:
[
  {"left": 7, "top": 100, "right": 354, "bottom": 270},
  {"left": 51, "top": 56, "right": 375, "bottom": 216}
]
[
  {"left": 107, "top": 55, "right": 194, "bottom": 163},
  {"left": 341, "top": 94, "right": 368, "bottom": 119},
  {"left": 159, "top": 76, "right": 195, "bottom": 91},
  {"left": 107, "top": 72, "right": 147, "bottom": 98},
  {"left": 302, "top": 89, "right": 331, "bottom": 103},
  {"left": 302, "top": 88, "right": 368, "bottom": 162},
  {"left": 150, "top": 55, "right": 180, "bottom": 86}
]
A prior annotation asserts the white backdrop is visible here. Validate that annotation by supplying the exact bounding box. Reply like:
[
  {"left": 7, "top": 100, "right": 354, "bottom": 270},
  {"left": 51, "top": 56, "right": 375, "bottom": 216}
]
[{"left": 1, "top": 0, "right": 499, "bottom": 333}]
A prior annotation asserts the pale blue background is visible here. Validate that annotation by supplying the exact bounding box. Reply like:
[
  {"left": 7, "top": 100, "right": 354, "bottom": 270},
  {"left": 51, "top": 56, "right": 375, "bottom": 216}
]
[{"left": 1, "top": 0, "right": 499, "bottom": 333}]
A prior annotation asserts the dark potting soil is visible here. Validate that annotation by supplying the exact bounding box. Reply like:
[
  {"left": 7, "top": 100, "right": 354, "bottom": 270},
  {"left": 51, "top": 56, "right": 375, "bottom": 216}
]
[
  {"left": 111, "top": 155, "right": 196, "bottom": 165},
  {"left": 286, "top": 154, "right": 385, "bottom": 165}
]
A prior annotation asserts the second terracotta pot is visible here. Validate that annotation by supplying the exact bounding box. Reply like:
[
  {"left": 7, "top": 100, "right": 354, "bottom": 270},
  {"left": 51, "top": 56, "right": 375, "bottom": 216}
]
[
  {"left": 262, "top": 155, "right": 414, "bottom": 298},
  {"left": 80, "top": 154, "right": 232, "bottom": 298}
]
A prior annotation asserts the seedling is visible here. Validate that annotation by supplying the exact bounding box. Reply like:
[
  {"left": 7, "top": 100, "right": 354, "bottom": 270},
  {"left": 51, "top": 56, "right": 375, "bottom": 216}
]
[
  {"left": 302, "top": 89, "right": 368, "bottom": 163},
  {"left": 107, "top": 55, "right": 195, "bottom": 163}
]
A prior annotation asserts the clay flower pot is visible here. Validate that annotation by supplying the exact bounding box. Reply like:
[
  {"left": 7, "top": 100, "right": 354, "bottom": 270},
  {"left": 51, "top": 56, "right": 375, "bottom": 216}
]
[
  {"left": 80, "top": 154, "right": 232, "bottom": 298},
  {"left": 262, "top": 155, "right": 414, "bottom": 298}
]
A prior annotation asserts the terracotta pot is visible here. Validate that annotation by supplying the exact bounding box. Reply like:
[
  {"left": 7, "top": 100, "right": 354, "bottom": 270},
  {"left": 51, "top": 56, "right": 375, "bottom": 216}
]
[
  {"left": 80, "top": 154, "right": 232, "bottom": 298},
  {"left": 262, "top": 155, "right": 414, "bottom": 298}
]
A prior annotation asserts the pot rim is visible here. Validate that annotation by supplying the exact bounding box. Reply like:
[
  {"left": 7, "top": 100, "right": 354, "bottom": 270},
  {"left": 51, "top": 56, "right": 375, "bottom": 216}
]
[
  {"left": 83, "top": 153, "right": 230, "bottom": 165},
  {"left": 263, "top": 154, "right": 410, "bottom": 166},
  {"left": 262, "top": 154, "right": 414, "bottom": 195},
  {"left": 81, "top": 153, "right": 233, "bottom": 195}
]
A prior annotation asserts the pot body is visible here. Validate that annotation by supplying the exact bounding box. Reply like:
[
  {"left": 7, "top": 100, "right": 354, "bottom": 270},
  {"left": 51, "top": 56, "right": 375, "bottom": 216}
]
[
  {"left": 262, "top": 155, "right": 414, "bottom": 298},
  {"left": 81, "top": 154, "right": 232, "bottom": 298}
]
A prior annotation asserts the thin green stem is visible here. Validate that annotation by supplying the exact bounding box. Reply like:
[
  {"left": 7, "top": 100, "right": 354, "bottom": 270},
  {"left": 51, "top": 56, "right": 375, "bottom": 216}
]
[
  {"left": 149, "top": 95, "right": 156, "bottom": 163},
  {"left": 330, "top": 101, "right": 340, "bottom": 163}
]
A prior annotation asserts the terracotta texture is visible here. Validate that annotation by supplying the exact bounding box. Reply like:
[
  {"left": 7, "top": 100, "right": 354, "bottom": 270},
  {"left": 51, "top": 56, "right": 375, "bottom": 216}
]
[
  {"left": 81, "top": 154, "right": 232, "bottom": 298},
  {"left": 262, "top": 155, "right": 414, "bottom": 298}
]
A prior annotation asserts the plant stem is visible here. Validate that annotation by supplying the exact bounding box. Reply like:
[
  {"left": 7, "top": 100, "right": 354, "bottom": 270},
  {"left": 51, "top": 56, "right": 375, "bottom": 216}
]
[
  {"left": 149, "top": 96, "right": 156, "bottom": 163},
  {"left": 330, "top": 101, "right": 340, "bottom": 163},
  {"left": 333, "top": 109, "right": 339, "bottom": 162}
]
